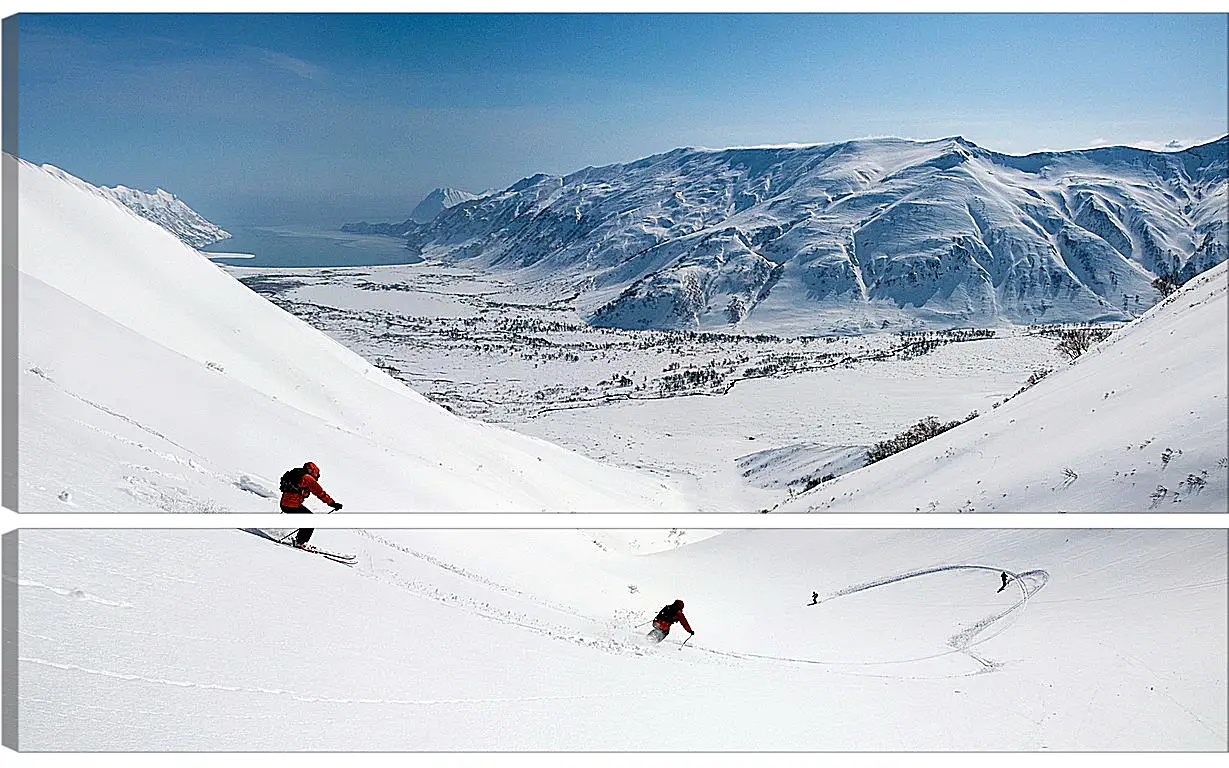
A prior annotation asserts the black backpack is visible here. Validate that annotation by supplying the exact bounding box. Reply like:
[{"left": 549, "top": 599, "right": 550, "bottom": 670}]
[
  {"left": 279, "top": 467, "right": 309, "bottom": 494},
  {"left": 655, "top": 603, "right": 680, "bottom": 623}
]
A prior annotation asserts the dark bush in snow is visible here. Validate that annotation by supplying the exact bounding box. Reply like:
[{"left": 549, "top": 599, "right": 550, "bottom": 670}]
[
  {"left": 865, "top": 412, "right": 977, "bottom": 465},
  {"left": 1054, "top": 326, "right": 1114, "bottom": 361}
]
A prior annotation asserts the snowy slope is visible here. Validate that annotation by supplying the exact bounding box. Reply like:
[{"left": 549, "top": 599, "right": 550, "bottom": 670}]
[
  {"left": 15, "top": 156, "right": 688, "bottom": 512},
  {"left": 38, "top": 164, "right": 231, "bottom": 248},
  {"left": 778, "top": 262, "right": 1229, "bottom": 513},
  {"left": 15, "top": 527, "right": 1227, "bottom": 750},
  {"left": 364, "top": 136, "right": 1227, "bottom": 334}
]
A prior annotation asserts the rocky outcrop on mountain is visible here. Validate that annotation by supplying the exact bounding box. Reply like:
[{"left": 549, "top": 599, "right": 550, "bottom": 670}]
[
  {"left": 37, "top": 164, "right": 230, "bottom": 248},
  {"left": 103, "top": 185, "right": 230, "bottom": 248}
]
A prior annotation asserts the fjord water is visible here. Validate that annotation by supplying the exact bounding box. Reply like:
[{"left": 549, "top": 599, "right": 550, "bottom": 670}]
[{"left": 201, "top": 223, "right": 422, "bottom": 267}]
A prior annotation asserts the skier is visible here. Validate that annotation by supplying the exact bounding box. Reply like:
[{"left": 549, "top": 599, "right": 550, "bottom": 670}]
[
  {"left": 808, "top": 591, "right": 819, "bottom": 606},
  {"left": 997, "top": 571, "right": 1011, "bottom": 593},
  {"left": 279, "top": 461, "right": 343, "bottom": 548},
  {"left": 647, "top": 599, "right": 693, "bottom": 644}
]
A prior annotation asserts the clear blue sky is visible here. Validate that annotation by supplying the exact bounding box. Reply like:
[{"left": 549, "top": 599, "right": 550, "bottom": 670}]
[{"left": 16, "top": 12, "right": 1229, "bottom": 226}]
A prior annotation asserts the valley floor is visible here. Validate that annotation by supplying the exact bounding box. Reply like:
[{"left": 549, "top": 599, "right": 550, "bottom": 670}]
[{"left": 228, "top": 260, "right": 1072, "bottom": 511}]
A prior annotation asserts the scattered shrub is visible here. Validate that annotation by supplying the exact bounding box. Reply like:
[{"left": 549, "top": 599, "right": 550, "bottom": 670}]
[
  {"left": 866, "top": 412, "right": 978, "bottom": 465},
  {"left": 1055, "top": 327, "right": 1114, "bottom": 361},
  {"left": 1152, "top": 270, "right": 1184, "bottom": 297}
]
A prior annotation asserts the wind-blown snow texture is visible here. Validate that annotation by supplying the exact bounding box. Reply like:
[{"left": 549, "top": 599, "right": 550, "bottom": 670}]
[
  {"left": 15, "top": 528, "right": 1227, "bottom": 750},
  {"left": 15, "top": 156, "right": 686, "bottom": 513},
  {"left": 38, "top": 164, "right": 231, "bottom": 248},
  {"left": 362, "top": 136, "right": 1227, "bottom": 334}
]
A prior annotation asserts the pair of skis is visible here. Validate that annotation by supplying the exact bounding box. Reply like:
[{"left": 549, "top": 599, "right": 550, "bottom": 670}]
[
  {"left": 240, "top": 528, "right": 357, "bottom": 566},
  {"left": 283, "top": 540, "right": 357, "bottom": 566}
]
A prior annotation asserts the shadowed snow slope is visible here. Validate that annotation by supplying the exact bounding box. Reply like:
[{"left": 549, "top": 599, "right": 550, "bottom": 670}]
[
  {"left": 779, "top": 261, "right": 1228, "bottom": 513},
  {"left": 15, "top": 156, "right": 687, "bottom": 512},
  {"left": 16, "top": 528, "right": 1227, "bottom": 750}
]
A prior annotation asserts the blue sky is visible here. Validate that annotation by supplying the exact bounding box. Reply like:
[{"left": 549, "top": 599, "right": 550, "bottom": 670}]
[{"left": 16, "top": 13, "right": 1229, "bottom": 226}]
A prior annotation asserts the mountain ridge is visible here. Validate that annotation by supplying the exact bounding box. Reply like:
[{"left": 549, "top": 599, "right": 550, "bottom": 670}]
[
  {"left": 36, "top": 164, "right": 231, "bottom": 248},
  {"left": 351, "top": 135, "right": 1227, "bottom": 335}
]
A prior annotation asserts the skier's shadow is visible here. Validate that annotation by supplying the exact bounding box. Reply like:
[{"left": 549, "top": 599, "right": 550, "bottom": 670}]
[
  {"left": 240, "top": 528, "right": 278, "bottom": 541},
  {"left": 240, "top": 528, "right": 296, "bottom": 544}
]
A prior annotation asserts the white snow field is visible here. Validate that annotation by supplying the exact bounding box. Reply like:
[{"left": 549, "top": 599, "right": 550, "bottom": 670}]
[
  {"left": 14, "top": 527, "right": 1227, "bottom": 751},
  {"left": 14, "top": 156, "right": 687, "bottom": 513},
  {"left": 780, "top": 261, "right": 1229, "bottom": 513}
]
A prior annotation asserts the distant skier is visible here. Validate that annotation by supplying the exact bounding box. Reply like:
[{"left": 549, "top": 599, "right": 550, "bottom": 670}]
[
  {"left": 647, "top": 599, "right": 693, "bottom": 644},
  {"left": 278, "top": 461, "right": 343, "bottom": 548},
  {"left": 808, "top": 591, "right": 819, "bottom": 606},
  {"left": 997, "top": 571, "right": 1011, "bottom": 593}
]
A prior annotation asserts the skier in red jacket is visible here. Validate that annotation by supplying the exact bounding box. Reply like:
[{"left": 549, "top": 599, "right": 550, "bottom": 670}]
[
  {"left": 647, "top": 599, "right": 693, "bottom": 644},
  {"left": 279, "top": 461, "right": 342, "bottom": 548}
]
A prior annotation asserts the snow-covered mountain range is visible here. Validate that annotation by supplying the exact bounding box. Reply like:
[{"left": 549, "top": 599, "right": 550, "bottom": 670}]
[
  {"left": 353, "top": 136, "right": 1227, "bottom": 334},
  {"left": 37, "top": 164, "right": 231, "bottom": 248}
]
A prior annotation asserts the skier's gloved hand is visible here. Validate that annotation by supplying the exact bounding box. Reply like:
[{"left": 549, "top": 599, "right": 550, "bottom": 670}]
[{"left": 329, "top": 502, "right": 343, "bottom": 511}]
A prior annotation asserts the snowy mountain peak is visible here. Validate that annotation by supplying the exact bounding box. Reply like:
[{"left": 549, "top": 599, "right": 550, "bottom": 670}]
[{"left": 409, "top": 186, "right": 480, "bottom": 223}]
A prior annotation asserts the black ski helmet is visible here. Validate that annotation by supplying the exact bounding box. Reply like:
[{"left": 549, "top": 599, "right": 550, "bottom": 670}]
[{"left": 673, "top": 599, "right": 684, "bottom": 609}]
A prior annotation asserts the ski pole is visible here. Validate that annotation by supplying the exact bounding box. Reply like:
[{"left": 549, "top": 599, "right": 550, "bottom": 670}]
[
  {"left": 634, "top": 620, "right": 652, "bottom": 628},
  {"left": 679, "top": 633, "right": 693, "bottom": 650}
]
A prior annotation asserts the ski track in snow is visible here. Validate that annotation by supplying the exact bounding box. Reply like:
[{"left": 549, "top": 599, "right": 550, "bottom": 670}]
[
  {"left": 27, "top": 367, "right": 285, "bottom": 512},
  {"left": 356, "top": 530, "right": 588, "bottom": 619},
  {"left": 18, "top": 657, "right": 648, "bottom": 708},
  {"left": 684, "top": 564, "right": 1049, "bottom": 675},
  {"left": 17, "top": 580, "right": 134, "bottom": 609},
  {"left": 29, "top": 366, "right": 195, "bottom": 455},
  {"left": 278, "top": 530, "right": 1050, "bottom": 678},
  {"left": 16, "top": 528, "right": 1225, "bottom": 750},
  {"left": 244, "top": 528, "right": 637, "bottom": 658},
  {"left": 341, "top": 531, "right": 663, "bottom": 661}
]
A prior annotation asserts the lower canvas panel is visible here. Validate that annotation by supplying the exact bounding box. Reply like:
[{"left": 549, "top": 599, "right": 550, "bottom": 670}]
[{"left": 5, "top": 528, "right": 1228, "bottom": 751}]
